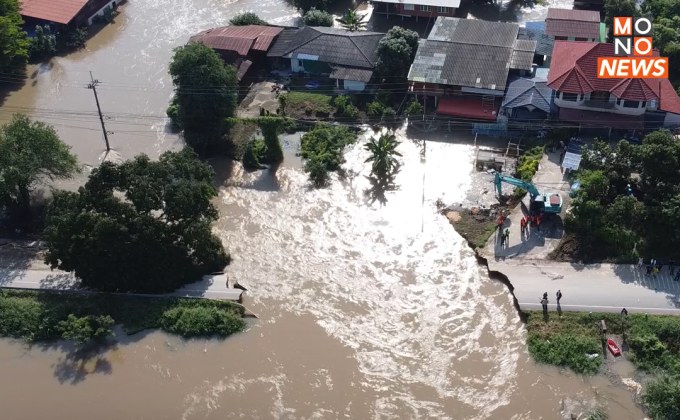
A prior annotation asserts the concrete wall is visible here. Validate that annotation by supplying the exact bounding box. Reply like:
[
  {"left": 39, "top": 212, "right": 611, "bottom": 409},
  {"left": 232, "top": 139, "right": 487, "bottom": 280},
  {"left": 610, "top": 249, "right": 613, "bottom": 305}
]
[
  {"left": 664, "top": 112, "right": 680, "bottom": 128},
  {"left": 291, "top": 59, "right": 304, "bottom": 73},
  {"left": 374, "top": 2, "right": 456, "bottom": 17}
]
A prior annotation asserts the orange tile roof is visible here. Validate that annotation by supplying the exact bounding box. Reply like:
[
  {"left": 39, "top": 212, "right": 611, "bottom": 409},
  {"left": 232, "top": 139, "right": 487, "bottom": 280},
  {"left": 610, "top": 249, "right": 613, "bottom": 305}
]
[
  {"left": 547, "top": 41, "right": 680, "bottom": 115},
  {"left": 20, "top": 0, "right": 89, "bottom": 25},
  {"left": 189, "top": 25, "right": 283, "bottom": 56}
]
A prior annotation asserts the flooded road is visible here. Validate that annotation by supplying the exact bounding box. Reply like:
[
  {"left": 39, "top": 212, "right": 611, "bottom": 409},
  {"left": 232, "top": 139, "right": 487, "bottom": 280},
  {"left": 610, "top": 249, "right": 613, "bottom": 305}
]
[{"left": 0, "top": 0, "right": 644, "bottom": 418}]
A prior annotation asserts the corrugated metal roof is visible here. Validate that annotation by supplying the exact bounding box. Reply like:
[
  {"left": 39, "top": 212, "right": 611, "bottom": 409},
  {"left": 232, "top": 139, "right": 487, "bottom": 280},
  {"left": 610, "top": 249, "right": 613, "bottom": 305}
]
[
  {"left": 267, "top": 27, "right": 384, "bottom": 69},
  {"left": 518, "top": 27, "right": 554, "bottom": 57},
  {"left": 329, "top": 67, "right": 374, "bottom": 82},
  {"left": 20, "top": 0, "right": 89, "bottom": 25},
  {"left": 510, "top": 39, "right": 536, "bottom": 70},
  {"left": 408, "top": 17, "right": 528, "bottom": 91},
  {"left": 545, "top": 19, "right": 600, "bottom": 39},
  {"left": 189, "top": 25, "right": 283, "bottom": 56},
  {"left": 371, "top": 0, "right": 461, "bottom": 8},
  {"left": 236, "top": 60, "right": 253, "bottom": 81},
  {"left": 547, "top": 8, "right": 600, "bottom": 22}
]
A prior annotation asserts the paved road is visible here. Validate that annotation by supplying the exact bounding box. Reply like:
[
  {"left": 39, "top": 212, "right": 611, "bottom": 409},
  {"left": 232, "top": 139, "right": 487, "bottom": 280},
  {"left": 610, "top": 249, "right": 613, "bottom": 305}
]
[
  {"left": 494, "top": 260, "right": 680, "bottom": 315},
  {"left": 0, "top": 267, "right": 244, "bottom": 301}
]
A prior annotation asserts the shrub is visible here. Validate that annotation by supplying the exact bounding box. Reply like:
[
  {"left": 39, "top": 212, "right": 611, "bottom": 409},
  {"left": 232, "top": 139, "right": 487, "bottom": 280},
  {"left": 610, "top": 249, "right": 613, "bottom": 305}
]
[
  {"left": 166, "top": 99, "right": 183, "bottom": 130},
  {"left": 243, "top": 138, "right": 266, "bottom": 170},
  {"left": 59, "top": 314, "right": 114, "bottom": 346},
  {"left": 64, "top": 27, "right": 88, "bottom": 49},
  {"left": 301, "top": 123, "right": 357, "bottom": 186},
  {"left": 0, "top": 295, "right": 43, "bottom": 341},
  {"left": 528, "top": 333, "right": 601, "bottom": 374},
  {"left": 404, "top": 99, "right": 423, "bottom": 117},
  {"left": 303, "top": 8, "right": 333, "bottom": 26},
  {"left": 366, "top": 100, "right": 384, "bottom": 118},
  {"left": 160, "top": 305, "right": 246, "bottom": 338},
  {"left": 305, "top": 153, "right": 330, "bottom": 187},
  {"left": 644, "top": 375, "right": 680, "bottom": 420},
  {"left": 382, "top": 107, "right": 396, "bottom": 121},
  {"left": 333, "top": 95, "right": 359, "bottom": 120},
  {"left": 229, "top": 12, "right": 267, "bottom": 26},
  {"left": 29, "top": 25, "right": 57, "bottom": 59}
]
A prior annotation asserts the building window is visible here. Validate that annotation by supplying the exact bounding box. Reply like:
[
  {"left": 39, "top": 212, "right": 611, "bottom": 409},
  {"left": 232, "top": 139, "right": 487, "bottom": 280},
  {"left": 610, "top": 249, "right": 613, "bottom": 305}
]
[
  {"left": 437, "top": 6, "right": 450, "bottom": 13},
  {"left": 420, "top": 5, "right": 431, "bottom": 11},
  {"left": 641, "top": 101, "right": 647, "bottom": 108},
  {"left": 403, "top": 3, "right": 414, "bottom": 10},
  {"left": 561, "top": 92, "right": 579, "bottom": 101},
  {"left": 622, "top": 100, "right": 640, "bottom": 108}
]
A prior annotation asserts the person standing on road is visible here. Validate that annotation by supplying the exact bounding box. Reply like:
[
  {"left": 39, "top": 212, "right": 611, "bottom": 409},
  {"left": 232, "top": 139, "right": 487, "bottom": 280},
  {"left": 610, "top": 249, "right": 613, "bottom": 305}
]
[
  {"left": 556, "top": 289, "right": 562, "bottom": 303},
  {"left": 540, "top": 293, "right": 549, "bottom": 311},
  {"left": 503, "top": 228, "right": 510, "bottom": 247}
]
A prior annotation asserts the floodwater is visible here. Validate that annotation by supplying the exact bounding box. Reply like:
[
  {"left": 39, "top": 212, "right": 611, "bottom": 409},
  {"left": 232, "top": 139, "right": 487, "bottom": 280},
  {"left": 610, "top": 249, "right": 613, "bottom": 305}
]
[{"left": 0, "top": 0, "right": 644, "bottom": 419}]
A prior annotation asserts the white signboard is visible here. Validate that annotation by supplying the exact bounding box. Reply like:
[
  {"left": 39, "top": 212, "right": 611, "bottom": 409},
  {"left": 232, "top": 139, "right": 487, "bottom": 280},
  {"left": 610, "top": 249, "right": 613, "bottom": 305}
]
[{"left": 562, "top": 152, "right": 582, "bottom": 171}]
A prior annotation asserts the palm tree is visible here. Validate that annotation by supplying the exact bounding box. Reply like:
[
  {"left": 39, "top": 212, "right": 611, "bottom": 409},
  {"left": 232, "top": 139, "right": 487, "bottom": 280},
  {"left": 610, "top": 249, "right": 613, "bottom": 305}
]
[
  {"left": 364, "top": 132, "right": 402, "bottom": 177},
  {"left": 337, "top": 8, "right": 368, "bottom": 32}
]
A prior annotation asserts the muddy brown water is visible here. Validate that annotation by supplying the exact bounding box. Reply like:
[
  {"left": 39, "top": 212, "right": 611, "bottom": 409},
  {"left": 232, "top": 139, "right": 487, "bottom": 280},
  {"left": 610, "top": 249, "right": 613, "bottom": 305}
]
[{"left": 0, "top": 0, "right": 645, "bottom": 418}]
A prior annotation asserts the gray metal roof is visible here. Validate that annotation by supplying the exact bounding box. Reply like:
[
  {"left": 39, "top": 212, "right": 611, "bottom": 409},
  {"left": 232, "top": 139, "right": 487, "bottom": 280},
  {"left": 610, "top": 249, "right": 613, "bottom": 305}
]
[
  {"left": 510, "top": 39, "right": 537, "bottom": 70},
  {"left": 502, "top": 77, "right": 553, "bottom": 113},
  {"left": 518, "top": 27, "right": 554, "bottom": 57},
  {"left": 267, "top": 26, "right": 384, "bottom": 69},
  {"left": 408, "top": 17, "right": 533, "bottom": 92},
  {"left": 329, "top": 66, "right": 374, "bottom": 82}
]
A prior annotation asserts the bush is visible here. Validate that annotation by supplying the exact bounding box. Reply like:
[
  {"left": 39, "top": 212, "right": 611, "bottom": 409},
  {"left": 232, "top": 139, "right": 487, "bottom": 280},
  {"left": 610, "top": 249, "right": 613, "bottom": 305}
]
[
  {"left": 301, "top": 123, "right": 357, "bottom": 186},
  {"left": 64, "top": 27, "right": 88, "bottom": 49},
  {"left": 229, "top": 12, "right": 267, "bottom": 26},
  {"left": 644, "top": 375, "right": 680, "bottom": 420},
  {"left": 333, "top": 95, "right": 360, "bottom": 120},
  {"left": 29, "top": 25, "right": 57, "bottom": 59},
  {"left": 243, "top": 138, "right": 266, "bottom": 170},
  {"left": 304, "top": 153, "right": 330, "bottom": 187},
  {"left": 528, "top": 333, "right": 601, "bottom": 374},
  {"left": 303, "top": 8, "right": 333, "bottom": 26},
  {"left": 366, "top": 100, "right": 384, "bottom": 118},
  {"left": 166, "top": 98, "right": 183, "bottom": 130},
  {"left": 515, "top": 146, "right": 544, "bottom": 182},
  {"left": 59, "top": 314, "right": 114, "bottom": 346},
  {"left": 382, "top": 107, "right": 396, "bottom": 121},
  {"left": 160, "top": 305, "right": 246, "bottom": 338},
  {"left": 0, "top": 295, "right": 43, "bottom": 341},
  {"left": 404, "top": 99, "right": 423, "bottom": 117}
]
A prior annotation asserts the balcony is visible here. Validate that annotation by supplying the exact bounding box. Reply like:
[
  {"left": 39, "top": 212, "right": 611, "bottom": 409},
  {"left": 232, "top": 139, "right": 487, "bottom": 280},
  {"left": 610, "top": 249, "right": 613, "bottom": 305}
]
[{"left": 583, "top": 99, "right": 616, "bottom": 109}]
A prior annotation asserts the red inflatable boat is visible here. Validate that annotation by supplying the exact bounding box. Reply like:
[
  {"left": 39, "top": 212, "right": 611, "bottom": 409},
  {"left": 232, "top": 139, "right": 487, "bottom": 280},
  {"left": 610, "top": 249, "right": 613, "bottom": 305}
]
[{"left": 607, "top": 338, "right": 621, "bottom": 356}]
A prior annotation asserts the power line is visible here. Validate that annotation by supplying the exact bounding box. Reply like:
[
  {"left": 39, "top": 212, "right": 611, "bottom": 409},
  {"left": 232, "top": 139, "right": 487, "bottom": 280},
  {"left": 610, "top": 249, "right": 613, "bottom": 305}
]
[{"left": 87, "top": 71, "right": 112, "bottom": 152}]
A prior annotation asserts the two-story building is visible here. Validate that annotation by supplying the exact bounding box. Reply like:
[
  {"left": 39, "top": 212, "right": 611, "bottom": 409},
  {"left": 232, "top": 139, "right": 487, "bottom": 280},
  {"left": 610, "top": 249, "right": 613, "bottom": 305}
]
[
  {"left": 548, "top": 41, "right": 680, "bottom": 133},
  {"left": 544, "top": 8, "right": 604, "bottom": 42},
  {"left": 407, "top": 17, "right": 536, "bottom": 121},
  {"left": 371, "top": 0, "right": 461, "bottom": 19}
]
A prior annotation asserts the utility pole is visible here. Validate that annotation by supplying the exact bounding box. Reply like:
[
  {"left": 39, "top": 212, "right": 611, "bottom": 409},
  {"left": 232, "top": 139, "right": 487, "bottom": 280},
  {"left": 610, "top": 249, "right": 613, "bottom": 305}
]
[{"left": 87, "top": 71, "right": 111, "bottom": 152}]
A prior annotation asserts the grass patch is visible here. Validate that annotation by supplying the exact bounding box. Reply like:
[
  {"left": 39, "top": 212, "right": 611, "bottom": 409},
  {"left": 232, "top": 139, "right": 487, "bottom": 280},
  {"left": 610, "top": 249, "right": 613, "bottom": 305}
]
[
  {"left": 0, "top": 289, "right": 246, "bottom": 343},
  {"left": 445, "top": 209, "right": 497, "bottom": 249},
  {"left": 281, "top": 92, "right": 333, "bottom": 118}
]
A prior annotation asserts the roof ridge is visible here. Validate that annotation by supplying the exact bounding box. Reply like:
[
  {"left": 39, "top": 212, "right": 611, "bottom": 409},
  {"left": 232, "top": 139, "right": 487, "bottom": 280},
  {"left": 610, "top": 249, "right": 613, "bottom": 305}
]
[
  {"left": 282, "top": 27, "right": 323, "bottom": 56},
  {"left": 348, "top": 35, "right": 376, "bottom": 68}
]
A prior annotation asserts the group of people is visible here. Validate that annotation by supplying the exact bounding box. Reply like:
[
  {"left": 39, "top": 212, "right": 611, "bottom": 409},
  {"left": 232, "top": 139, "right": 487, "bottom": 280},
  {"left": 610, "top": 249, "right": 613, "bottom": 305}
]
[
  {"left": 640, "top": 258, "right": 680, "bottom": 281},
  {"left": 497, "top": 211, "right": 545, "bottom": 248},
  {"left": 540, "top": 290, "right": 563, "bottom": 309}
]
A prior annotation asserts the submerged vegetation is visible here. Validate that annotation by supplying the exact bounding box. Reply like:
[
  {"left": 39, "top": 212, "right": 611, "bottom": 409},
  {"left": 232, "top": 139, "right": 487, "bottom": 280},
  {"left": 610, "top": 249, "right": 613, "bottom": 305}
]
[
  {"left": 300, "top": 123, "right": 357, "bottom": 187},
  {"left": 0, "top": 290, "right": 245, "bottom": 344},
  {"left": 525, "top": 311, "right": 680, "bottom": 418}
]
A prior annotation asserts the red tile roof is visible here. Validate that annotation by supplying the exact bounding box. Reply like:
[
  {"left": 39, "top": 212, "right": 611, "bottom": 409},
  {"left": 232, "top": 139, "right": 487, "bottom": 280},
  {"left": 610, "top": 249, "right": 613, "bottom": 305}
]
[
  {"left": 548, "top": 41, "right": 680, "bottom": 115},
  {"left": 545, "top": 8, "right": 601, "bottom": 40},
  {"left": 189, "top": 25, "right": 283, "bottom": 56},
  {"left": 20, "top": 0, "right": 89, "bottom": 25}
]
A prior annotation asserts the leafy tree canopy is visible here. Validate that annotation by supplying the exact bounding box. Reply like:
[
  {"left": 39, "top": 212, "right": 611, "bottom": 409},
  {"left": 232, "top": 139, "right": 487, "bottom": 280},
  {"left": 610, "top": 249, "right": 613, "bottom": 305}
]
[
  {"left": 168, "top": 43, "right": 238, "bottom": 154},
  {"left": 293, "top": 0, "right": 328, "bottom": 13},
  {"left": 337, "top": 8, "right": 367, "bottom": 32},
  {"left": 0, "top": 114, "right": 79, "bottom": 216},
  {"left": 43, "top": 149, "right": 230, "bottom": 293},
  {"left": 644, "top": 375, "right": 680, "bottom": 420},
  {"left": 229, "top": 12, "right": 268, "bottom": 26},
  {"left": 303, "top": 8, "right": 333, "bottom": 27},
  {"left": 603, "top": 0, "right": 639, "bottom": 38},
  {"left": 301, "top": 123, "right": 357, "bottom": 187},
  {"left": 376, "top": 26, "right": 419, "bottom": 81},
  {"left": 364, "top": 132, "right": 402, "bottom": 178},
  {"left": 0, "top": 0, "right": 29, "bottom": 74},
  {"left": 59, "top": 314, "right": 114, "bottom": 347}
]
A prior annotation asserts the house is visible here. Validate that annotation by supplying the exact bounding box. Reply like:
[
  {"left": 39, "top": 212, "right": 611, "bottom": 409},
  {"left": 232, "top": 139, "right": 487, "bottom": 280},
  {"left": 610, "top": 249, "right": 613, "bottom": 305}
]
[
  {"left": 189, "top": 25, "right": 284, "bottom": 81},
  {"left": 501, "top": 68, "right": 555, "bottom": 122},
  {"left": 407, "top": 17, "right": 536, "bottom": 121},
  {"left": 545, "top": 8, "right": 604, "bottom": 42},
  {"left": 267, "top": 26, "right": 384, "bottom": 92},
  {"left": 547, "top": 41, "right": 680, "bottom": 132},
  {"left": 518, "top": 27, "right": 555, "bottom": 66},
  {"left": 20, "top": 0, "right": 122, "bottom": 27},
  {"left": 371, "top": 0, "right": 461, "bottom": 19}
]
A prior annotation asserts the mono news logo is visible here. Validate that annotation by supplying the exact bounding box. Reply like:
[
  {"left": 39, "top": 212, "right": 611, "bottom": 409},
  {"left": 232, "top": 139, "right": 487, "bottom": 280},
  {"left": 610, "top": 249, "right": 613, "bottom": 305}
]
[{"left": 597, "top": 17, "right": 669, "bottom": 79}]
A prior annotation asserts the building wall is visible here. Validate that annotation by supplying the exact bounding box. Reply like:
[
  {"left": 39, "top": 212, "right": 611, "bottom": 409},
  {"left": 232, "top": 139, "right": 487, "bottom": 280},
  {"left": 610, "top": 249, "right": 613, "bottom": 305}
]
[
  {"left": 664, "top": 112, "right": 680, "bottom": 128},
  {"left": 86, "top": 0, "right": 124, "bottom": 25},
  {"left": 291, "top": 58, "right": 304, "bottom": 73},
  {"left": 374, "top": 2, "right": 456, "bottom": 17},
  {"left": 343, "top": 80, "right": 366, "bottom": 91},
  {"left": 554, "top": 91, "right": 649, "bottom": 116}
]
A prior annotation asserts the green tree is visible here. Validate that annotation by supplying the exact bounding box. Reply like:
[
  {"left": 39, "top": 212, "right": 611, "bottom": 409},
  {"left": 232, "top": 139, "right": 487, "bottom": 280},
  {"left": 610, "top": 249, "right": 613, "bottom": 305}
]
[
  {"left": 301, "top": 123, "right": 357, "bottom": 187},
  {"left": 229, "top": 12, "right": 267, "bottom": 26},
  {"left": 0, "top": 114, "right": 79, "bottom": 218},
  {"left": 59, "top": 314, "right": 114, "bottom": 347},
  {"left": 43, "top": 149, "right": 230, "bottom": 293},
  {"left": 375, "top": 26, "right": 419, "bottom": 81},
  {"left": 603, "top": 0, "right": 639, "bottom": 39},
  {"left": 303, "top": 8, "right": 333, "bottom": 26},
  {"left": 644, "top": 375, "right": 680, "bottom": 420},
  {"left": 64, "top": 27, "right": 88, "bottom": 49},
  {"left": 29, "top": 25, "right": 56, "bottom": 59},
  {"left": 364, "top": 132, "right": 402, "bottom": 177},
  {"left": 652, "top": 16, "right": 680, "bottom": 85},
  {"left": 404, "top": 99, "right": 423, "bottom": 117},
  {"left": 168, "top": 43, "right": 238, "bottom": 154},
  {"left": 293, "top": 0, "right": 328, "bottom": 13},
  {"left": 637, "top": 130, "right": 680, "bottom": 202},
  {"left": 0, "top": 0, "right": 29, "bottom": 74},
  {"left": 337, "top": 8, "right": 367, "bottom": 32},
  {"left": 643, "top": 0, "right": 680, "bottom": 19}
]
